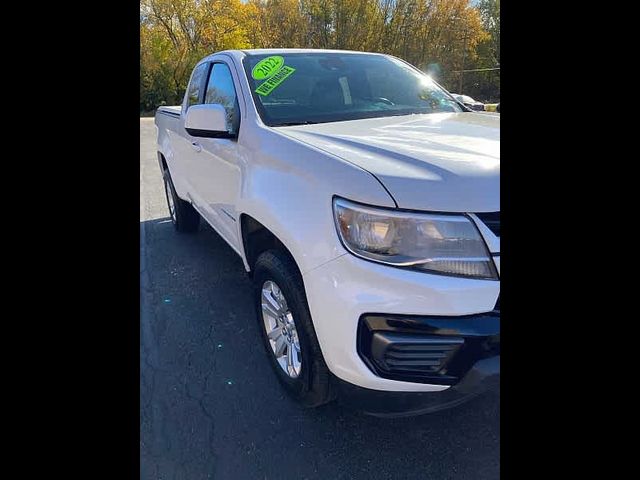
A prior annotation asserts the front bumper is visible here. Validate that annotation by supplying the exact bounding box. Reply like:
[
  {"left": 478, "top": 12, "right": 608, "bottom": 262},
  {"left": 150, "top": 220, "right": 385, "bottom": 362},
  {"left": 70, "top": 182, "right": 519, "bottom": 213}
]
[
  {"left": 341, "top": 311, "right": 499, "bottom": 416},
  {"left": 302, "top": 253, "right": 500, "bottom": 393},
  {"left": 334, "top": 355, "right": 500, "bottom": 417}
]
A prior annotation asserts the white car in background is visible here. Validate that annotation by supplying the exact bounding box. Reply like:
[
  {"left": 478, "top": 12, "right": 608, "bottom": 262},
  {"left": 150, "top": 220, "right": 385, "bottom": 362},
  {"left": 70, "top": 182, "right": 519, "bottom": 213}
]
[
  {"left": 155, "top": 49, "right": 500, "bottom": 416},
  {"left": 451, "top": 93, "right": 486, "bottom": 111}
]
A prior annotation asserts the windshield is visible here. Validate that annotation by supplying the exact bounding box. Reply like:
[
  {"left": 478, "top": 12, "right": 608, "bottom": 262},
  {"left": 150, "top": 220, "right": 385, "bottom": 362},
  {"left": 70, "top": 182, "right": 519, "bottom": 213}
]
[{"left": 242, "top": 52, "right": 462, "bottom": 126}]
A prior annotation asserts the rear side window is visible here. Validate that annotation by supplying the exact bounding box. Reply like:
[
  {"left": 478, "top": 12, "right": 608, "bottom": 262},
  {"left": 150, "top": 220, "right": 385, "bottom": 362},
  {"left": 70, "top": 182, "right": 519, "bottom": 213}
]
[
  {"left": 186, "top": 63, "right": 209, "bottom": 109},
  {"left": 204, "top": 63, "right": 240, "bottom": 134}
]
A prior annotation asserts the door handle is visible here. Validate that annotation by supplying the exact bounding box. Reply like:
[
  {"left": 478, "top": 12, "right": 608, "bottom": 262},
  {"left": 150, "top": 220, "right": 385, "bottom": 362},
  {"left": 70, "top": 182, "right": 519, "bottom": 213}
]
[{"left": 191, "top": 142, "right": 202, "bottom": 153}]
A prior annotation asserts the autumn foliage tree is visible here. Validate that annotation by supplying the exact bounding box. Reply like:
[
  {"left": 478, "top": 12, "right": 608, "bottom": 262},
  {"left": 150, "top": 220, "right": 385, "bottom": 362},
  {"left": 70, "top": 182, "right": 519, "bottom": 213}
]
[{"left": 140, "top": 0, "right": 500, "bottom": 113}]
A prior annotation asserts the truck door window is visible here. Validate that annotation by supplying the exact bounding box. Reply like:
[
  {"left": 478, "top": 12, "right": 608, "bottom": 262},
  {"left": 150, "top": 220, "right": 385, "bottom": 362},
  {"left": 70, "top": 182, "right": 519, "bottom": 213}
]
[
  {"left": 204, "top": 63, "right": 240, "bottom": 134},
  {"left": 186, "top": 63, "right": 209, "bottom": 110}
]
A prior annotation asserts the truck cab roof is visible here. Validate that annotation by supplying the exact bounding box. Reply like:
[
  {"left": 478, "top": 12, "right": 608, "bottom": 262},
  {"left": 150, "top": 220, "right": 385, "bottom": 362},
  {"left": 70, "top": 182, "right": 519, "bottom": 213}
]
[{"left": 198, "top": 49, "right": 389, "bottom": 65}]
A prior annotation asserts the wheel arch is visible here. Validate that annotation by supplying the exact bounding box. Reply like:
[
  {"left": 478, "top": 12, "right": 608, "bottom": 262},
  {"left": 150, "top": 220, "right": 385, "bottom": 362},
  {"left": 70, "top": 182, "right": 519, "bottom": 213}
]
[{"left": 240, "top": 213, "right": 301, "bottom": 277}]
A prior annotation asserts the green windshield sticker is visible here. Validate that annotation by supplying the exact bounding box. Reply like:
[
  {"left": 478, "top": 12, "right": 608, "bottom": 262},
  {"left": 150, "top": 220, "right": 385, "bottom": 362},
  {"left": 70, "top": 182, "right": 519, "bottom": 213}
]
[
  {"left": 255, "top": 65, "right": 296, "bottom": 96},
  {"left": 252, "top": 56, "right": 285, "bottom": 80}
]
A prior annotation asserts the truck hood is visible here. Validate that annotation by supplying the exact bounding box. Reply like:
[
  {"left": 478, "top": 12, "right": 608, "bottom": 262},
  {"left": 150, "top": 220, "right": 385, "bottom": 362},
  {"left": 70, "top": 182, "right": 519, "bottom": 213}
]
[{"left": 277, "top": 112, "right": 499, "bottom": 212}]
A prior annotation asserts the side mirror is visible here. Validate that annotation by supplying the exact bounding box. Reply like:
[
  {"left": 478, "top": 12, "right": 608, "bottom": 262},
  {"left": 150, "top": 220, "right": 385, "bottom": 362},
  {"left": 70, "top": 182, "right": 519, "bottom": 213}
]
[{"left": 185, "top": 104, "right": 235, "bottom": 138}]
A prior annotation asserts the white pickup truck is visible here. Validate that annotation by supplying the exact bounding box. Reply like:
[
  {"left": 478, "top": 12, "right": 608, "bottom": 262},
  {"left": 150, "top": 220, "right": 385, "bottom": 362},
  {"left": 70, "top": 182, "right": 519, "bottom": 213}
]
[{"left": 155, "top": 49, "right": 500, "bottom": 416}]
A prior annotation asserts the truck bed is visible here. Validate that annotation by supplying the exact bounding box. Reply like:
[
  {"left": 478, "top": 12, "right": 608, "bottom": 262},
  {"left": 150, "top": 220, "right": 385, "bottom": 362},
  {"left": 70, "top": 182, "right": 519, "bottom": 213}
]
[
  {"left": 157, "top": 106, "right": 181, "bottom": 118},
  {"left": 155, "top": 106, "right": 182, "bottom": 153}
]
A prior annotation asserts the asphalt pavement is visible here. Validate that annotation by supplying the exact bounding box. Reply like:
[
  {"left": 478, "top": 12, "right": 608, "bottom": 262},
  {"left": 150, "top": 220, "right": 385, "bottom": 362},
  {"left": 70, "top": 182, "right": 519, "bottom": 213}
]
[{"left": 139, "top": 118, "right": 500, "bottom": 480}]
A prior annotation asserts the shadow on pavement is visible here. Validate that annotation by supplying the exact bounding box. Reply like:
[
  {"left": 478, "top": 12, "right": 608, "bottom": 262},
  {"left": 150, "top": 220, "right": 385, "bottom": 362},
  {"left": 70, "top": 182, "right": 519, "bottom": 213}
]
[{"left": 140, "top": 217, "right": 500, "bottom": 480}]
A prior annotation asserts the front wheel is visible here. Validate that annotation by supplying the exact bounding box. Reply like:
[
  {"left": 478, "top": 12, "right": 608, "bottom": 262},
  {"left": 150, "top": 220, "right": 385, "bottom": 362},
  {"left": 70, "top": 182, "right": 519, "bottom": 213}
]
[{"left": 254, "top": 250, "right": 335, "bottom": 407}]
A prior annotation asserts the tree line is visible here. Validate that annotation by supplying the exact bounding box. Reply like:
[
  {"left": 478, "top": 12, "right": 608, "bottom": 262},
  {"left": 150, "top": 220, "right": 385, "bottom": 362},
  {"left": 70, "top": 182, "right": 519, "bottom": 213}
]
[{"left": 140, "top": 0, "right": 500, "bottom": 113}]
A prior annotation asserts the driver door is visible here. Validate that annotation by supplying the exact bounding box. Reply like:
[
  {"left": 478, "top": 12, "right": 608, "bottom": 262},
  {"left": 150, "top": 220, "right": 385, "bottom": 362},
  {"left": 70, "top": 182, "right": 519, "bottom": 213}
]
[{"left": 187, "top": 61, "right": 243, "bottom": 252}]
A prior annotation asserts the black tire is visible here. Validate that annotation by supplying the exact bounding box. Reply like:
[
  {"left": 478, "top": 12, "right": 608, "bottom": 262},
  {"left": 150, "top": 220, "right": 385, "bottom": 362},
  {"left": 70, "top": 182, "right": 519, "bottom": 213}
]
[
  {"left": 254, "top": 249, "right": 335, "bottom": 407},
  {"left": 163, "top": 169, "right": 200, "bottom": 233}
]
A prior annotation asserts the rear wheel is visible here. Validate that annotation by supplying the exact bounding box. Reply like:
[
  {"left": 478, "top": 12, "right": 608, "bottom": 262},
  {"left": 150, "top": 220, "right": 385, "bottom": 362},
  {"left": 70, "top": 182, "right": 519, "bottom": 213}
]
[
  {"left": 254, "top": 250, "right": 335, "bottom": 407},
  {"left": 163, "top": 169, "right": 200, "bottom": 233}
]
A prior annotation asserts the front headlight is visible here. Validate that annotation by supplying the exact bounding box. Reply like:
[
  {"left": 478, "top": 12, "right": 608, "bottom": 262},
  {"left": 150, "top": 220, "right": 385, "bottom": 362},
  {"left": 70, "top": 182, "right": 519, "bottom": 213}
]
[{"left": 333, "top": 197, "right": 497, "bottom": 280}]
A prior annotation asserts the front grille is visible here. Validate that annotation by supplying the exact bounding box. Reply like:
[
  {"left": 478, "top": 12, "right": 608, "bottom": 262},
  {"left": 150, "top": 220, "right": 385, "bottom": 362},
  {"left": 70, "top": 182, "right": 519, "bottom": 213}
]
[
  {"left": 475, "top": 211, "right": 500, "bottom": 237},
  {"left": 372, "top": 333, "right": 463, "bottom": 376}
]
